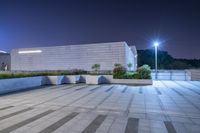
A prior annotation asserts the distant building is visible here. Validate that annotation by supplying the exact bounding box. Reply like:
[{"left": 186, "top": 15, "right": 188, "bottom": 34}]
[
  {"left": 0, "top": 51, "right": 11, "bottom": 71},
  {"left": 11, "top": 42, "right": 137, "bottom": 71}
]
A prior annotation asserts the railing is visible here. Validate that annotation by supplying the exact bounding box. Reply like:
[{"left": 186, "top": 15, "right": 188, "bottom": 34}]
[{"left": 151, "top": 70, "right": 191, "bottom": 81}]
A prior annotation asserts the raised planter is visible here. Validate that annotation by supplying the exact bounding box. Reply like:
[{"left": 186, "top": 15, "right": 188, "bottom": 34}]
[
  {"left": 42, "top": 76, "right": 65, "bottom": 85},
  {"left": 0, "top": 76, "right": 43, "bottom": 94},
  {"left": 42, "top": 75, "right": 84, "bottom": 85},
  {"left": 83, "top": 75, "right": 105, "bottom": 85},
  {"left": 91, "top": 75, "right": 152, "bottom": 85},
  {"left": 64, "top": 75, "right": 85, "bottom": 84}
]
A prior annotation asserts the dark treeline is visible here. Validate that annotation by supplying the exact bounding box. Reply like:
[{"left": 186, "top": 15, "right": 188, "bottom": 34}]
[{"left": 137, "top": 49, "right": 200, "bottom": 69}]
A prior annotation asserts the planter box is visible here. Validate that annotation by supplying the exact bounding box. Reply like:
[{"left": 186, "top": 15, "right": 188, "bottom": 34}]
[
  {"left": 111, "top": 79, "right": 152, "bottom": 85},
  {"left": 84, "top": 75, "right": 105, "bottom": 85},
  {"left": 0, "top": 76, "right": 43, "bottom": 94},
  {"left": 42, "top": 75, "right": 84, "bottom": 85},
  {"left": 63, "top": 75, "right": 84, "bottom": 84},
  {"left": 86, "top": 75, "right": 152, "bottom": 85},
  {"left": 42, "top": 76, "right": 65, "bottom": 85}
]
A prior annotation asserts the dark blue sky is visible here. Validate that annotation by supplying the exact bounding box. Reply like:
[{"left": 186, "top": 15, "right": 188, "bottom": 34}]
[{"left": 0, "top": 0, "right": 200, "bottom": 59}]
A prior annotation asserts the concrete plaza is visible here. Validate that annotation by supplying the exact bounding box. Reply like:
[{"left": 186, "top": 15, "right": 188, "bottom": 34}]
[{"left": 0, "top": 81, "right": 200, "bottom": 133}]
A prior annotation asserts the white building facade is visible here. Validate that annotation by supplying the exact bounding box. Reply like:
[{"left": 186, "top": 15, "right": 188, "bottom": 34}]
[{"left": 11, "top": 42, "right": 137, "bottom": 71}]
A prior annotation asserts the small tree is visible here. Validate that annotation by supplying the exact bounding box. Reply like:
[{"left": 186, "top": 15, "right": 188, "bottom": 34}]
[
  {"left": 127, "top": 63, "right": 132, "bottom": 71},
  {"left": 91, "top": 64, "right": 100, "bottom": 72},
  {"left": 114, "top": 63, "right": 122, "bottom": 68}
]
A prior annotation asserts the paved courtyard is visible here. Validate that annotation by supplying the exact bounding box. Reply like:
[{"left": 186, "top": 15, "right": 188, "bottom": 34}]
[{"left": 0, "top": 81, "right": 200, "bottom": 133}]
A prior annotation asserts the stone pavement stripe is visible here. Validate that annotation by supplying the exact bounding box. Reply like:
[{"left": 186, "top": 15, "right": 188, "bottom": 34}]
[
  {"left": 105, "top": 86, "right": 115, "bottom": 92},
  {"left": 0, "top": 110, "right": 54, "bottom": 133},
  {"left": 139, "top": 87, "right": 143, "bottom": 94},
  {"left": 168, "top": 84, "right": 200, "bottom": 111},
  {"left": 62, "top": 84, "right": 79, "bottom": 90},
  {"left": 164, "top": 121, "right": 177, "bottom": 133},
  {"left": 170, "top": 88, "right": 183, "bottom": 96},
  {"left": 75, "top": 85, "right": 89, "bottom": 91},
  {"left": 90, "top": 86, "right": 102, "bottom": 92},
  {"left": 82, "top": 115, "right": 107, "bottom": 133},
  {"left": 125, "top": 118, "right": 139, "bottom": 133},
  {"left": 0, "top": 107, "right": 33, "bottom": 121},
  {"left": 188, "top": 81, "right": 200, "bottom": 88},
  {"left": 39, "top": 112, "right": 79, "bottom": 133},
  {"left": 122, "top": 87, "right": 128, "bottom": 93},
  {"left": 175, "top": 81, "right": 200, "bottom": 95},
  {"left": 0, "top": 106, "right": 14, "bottom": 111},
  {"left": 155, "top": 87, "right": 162, "bottom": 95}
]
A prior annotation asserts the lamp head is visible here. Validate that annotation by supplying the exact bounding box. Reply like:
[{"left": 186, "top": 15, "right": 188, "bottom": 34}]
[{"left": 154, "top": 42, "right": 159, "bottom": 47}]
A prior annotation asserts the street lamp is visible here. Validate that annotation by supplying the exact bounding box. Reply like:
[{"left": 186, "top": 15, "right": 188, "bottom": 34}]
[{"left": 154, "top": 42, "right": 159, "bottom": 80}]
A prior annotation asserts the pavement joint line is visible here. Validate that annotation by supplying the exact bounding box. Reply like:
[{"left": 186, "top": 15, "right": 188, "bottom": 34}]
[
  {"left": 155, "top": 87, "right": 162, "bottom": 95},
  {"left": 39, "top": 112, "right": 79, "bottom": 133},
  {"left": 0, "top": 106, "right": 14, "bottom": 111},
  {"left": 159, "top": 81, "right": 196, "bottom": 124},
  {"left": 170, "top": 88, "right": 183, "bottom": 96},
  {"left": 174, "top": 81, "right": 200, "bottom": 95},
  {"left": 165, "top": 82, "right": 200, "bottom": 112},
  {"left": 155, "top": 90, "right": 171, "bottom": 121},
  {"left": 67, "top": 86, "right": 101, "bottom": 106},
  {"left": 95, "top": 86, "right": 117, "bottom": 109},
  {"left": 81, "top": 115, "right": 107, "bottom": 133},
  {"left": 1, "top": 85, "right": 73, "bottom": 107},
  {"left": 29, "top": 85, "right": 90, "bottom": 107},
  {"left": 0, "top": 110, "right": 55, "bottom": 133},
  {"left": 187, "top": 81, "right": 200, "bottom": 88}
]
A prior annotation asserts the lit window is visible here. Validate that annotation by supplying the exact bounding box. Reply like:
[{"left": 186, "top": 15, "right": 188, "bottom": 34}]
[{"left": 18, "top": 50, "right": 42, "bottom": 54}]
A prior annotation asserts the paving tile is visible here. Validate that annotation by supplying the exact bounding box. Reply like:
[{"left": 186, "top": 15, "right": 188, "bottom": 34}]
[{"left": 0, "top": 82, "right": 199, "bottom": 133}]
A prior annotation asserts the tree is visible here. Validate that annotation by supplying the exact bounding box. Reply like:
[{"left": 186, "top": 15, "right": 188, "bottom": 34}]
[
  {"left": 127, "top": 63, "right": 132, "bottom": 71},
  {"left": 91, "top": 64, "right": 100, "bottom": 72}
]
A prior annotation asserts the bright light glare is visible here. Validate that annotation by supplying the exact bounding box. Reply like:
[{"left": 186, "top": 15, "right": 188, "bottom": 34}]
[
  {"left": 154, "top": 42, "right": 159, "bottom": 47},
  {"left": 0, "top": 50, "right": 7, "bottom": 53},
  {"left": 18, "top": 50, "right": 42, "bottom": 54}
]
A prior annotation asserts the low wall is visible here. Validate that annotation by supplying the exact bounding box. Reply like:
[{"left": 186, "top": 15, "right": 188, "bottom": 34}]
[
  {"left": 42, "top": 75, "right": 85, "bottom": 85},
  {"left": 0, "top": 75, "right": 152, "bottom": 94},
  {"left": 100, "top": 75, "right": 152, "bottom": 85},
  {"left": 188, "top": 69, "right": 200, "bottom": 81},
  {"left": 151, "top": 70, "right": 191, "bottom": 81},
  {"left": 0, "top": 76, "right": 43, "bottom": 94},
  {"left": 81, "top": 75, "right": 152, "bottom": 85}
]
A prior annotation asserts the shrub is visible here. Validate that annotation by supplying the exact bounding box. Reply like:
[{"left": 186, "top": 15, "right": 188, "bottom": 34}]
[
  {"left": 0, "top": 69, "right": 87, "bottom": 79},
  {"left": 113, "top": 66, "right": 126, "bottom": 79},
  {"left": 89, "top": 70, "right": 112, "bottom": 75},
  {"left": 136, "top": 65, "right": 151, "bottom": 79}
]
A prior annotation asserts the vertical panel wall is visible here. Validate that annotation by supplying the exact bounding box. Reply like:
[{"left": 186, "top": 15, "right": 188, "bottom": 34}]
[
  {"left": 124, "top": 44, "right": 136, "bottom": 71},
  {"left": 0, "top": 53, "right": 11, "bottom": 71},
  {"left": 11, "top": 42, "right": 136, "bottom": 71}
]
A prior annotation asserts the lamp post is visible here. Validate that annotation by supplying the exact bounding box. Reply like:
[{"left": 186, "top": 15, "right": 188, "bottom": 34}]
[{"left": 154, "top": 42, "right": 159, "bottom": 80}]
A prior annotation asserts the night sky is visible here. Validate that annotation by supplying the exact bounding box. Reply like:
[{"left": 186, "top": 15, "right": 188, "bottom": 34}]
[{"left": 0, "top": 0, "right": 200, "bottom": 59}]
